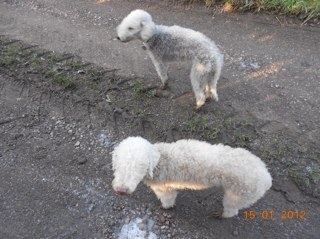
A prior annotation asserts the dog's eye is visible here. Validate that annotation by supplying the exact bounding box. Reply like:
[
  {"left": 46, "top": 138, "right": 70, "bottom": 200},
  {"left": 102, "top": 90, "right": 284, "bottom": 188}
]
[{"left": 128, "top": 27, "right": 134, "bottom": 31}]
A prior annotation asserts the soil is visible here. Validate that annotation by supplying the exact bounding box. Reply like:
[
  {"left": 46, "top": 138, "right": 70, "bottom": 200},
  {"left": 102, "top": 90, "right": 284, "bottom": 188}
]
[{"left": 0, "top": 0, "right": 319, "bottom": 238}]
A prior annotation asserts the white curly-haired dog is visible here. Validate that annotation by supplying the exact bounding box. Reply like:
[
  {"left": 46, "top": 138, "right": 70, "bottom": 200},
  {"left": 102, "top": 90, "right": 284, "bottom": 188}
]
[
  {"left": 116, "top": 9, "right": 224, "bottom": 110},
  {"left": 112, "top": 137, "right": 272, "bottom": 218}
]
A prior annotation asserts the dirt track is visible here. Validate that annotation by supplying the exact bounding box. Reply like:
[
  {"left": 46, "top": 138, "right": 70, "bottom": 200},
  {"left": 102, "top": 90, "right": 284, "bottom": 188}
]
[{"left": 0, "top": 1, "right": 319, "bottom": 238}]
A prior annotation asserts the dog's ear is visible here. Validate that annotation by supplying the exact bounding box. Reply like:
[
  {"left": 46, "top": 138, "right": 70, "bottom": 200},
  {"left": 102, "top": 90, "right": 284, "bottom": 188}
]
[{"left": 140, "top": 20, "right": 155, "bottom": 41}]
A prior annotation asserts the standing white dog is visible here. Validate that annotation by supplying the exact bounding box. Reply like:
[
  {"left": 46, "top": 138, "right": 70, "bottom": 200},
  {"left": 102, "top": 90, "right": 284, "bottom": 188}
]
[
  {"left": 117, "top": 10, "right": 224, "bottom": 110},
  {"left": 112, "top": 137, "right": 272, "bottom": 218}
]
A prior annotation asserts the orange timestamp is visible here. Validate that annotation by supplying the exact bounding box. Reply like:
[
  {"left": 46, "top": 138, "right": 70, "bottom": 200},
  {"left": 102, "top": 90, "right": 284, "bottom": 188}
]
[{"left": 243, "top": 210, "right": 306, "bottom": 220}]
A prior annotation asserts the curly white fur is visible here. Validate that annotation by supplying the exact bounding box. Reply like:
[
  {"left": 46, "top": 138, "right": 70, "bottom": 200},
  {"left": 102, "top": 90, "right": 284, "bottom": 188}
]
[
  {"left": 112, "top": 137, "right": 272, "bottom": 218},
  {"left": 117, "top": 9, "right": 224, "bottom": 110}
]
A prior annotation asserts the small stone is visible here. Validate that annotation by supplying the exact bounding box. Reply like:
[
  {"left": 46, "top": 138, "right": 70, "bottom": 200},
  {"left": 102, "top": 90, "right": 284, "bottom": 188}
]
[
  {"left": 68, "top": 129, "right": 73, "bottom": 134},
  {"left": 147, "top": 219, "right": 155, "bottom": 231},
  {"left": 77, "top": 157, "right": 87, "bottom": 165},
  {"left": 138, "top": 222, "right": 147, "bottom": 231},
  {"left": 160, "top": 215, "right": 166, "bottom": 223},
  {"left": 75, "top": 141, "right": 80, "bottom": 147},
  {"left": 77, "top": 70, "right": 85, "bottom": 74},
  {"left": 250, "top": 62, "right": 260, "bottom": 69},
  {"left": 233, "top": 230, "right": 239, "bottom": 236}
]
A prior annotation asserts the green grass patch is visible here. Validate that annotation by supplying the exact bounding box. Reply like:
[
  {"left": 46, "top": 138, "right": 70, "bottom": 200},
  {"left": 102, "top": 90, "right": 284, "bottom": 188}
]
[
  {"left": 133, "top": 82, "right": 145, "bottom": 99},
  {"left": 52, "top": 75, "right": 76, "bottom": 89},
  {"left": 185, "top": 114, "right": 220, "bottom": 141},
  {"left": 67, "top": 60, "right": 82, "bottom": 70},
  {"left": 45, "top": 69, "right": 55, "bottom": 78},
  {"left": 0, "top": 56, "right": 16, "bottom": 66},
  {"left": 31, "top": 58, "right": 43, "bottom": 71},
  {"left": 200, "top": 0, "right": 320, "bottom": 21},
  {"left": 310, "top": 164, "right": 320, "bottom": 183}
]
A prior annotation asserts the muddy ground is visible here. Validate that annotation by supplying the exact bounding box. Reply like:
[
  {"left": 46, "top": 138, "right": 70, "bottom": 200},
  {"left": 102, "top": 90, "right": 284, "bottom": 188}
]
[{"left": 0, "top": 0, "right": 320, "bottom": 238}]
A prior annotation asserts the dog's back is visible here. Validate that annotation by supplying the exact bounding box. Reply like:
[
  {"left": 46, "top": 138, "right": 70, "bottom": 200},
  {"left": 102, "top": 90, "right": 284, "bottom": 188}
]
[
  {"left": 146, "top": 25, "right": 221, "bottom": 61},
  {"left": 154, "top": 139, "right": 272, "bottom": 194}
]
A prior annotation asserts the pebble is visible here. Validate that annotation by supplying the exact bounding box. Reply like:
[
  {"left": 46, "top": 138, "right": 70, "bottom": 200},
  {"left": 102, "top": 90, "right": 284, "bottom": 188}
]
[
  {"left": 77, "top": 157, "right": 87, "bottom": 165},
  {"left": 147, "top": 219, "right": 155, "bottom": 231},
  {"left": 233, "top": 230, "right": 239, "bottom": 236},
  {"left": 138, "top": 222, "right": 147, "bottom": 231},
  {"left": 160, "top": 215, "right": 166, "bottom": 223},
  {"left": 125, "top": 216, "right": 130, "bottom": 224},
  {"left": 75, "top": 141, "right": 80, "bottom": 147}
]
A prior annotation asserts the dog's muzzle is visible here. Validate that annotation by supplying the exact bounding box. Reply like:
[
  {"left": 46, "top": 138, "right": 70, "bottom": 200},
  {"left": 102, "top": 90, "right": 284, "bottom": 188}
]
[
  {"left": 114, "top": 186, "right": 129, "bottom": 195},
  {"left": 116, "top": 37, "right": 132, "bottom": 43}
]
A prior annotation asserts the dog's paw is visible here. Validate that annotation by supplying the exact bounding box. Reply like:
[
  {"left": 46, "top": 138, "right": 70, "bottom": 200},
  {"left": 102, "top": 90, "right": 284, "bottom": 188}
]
[
  {"left": 193, "top": 106, "right": 200, "bottom": 112},
  {"left": 160, "top": 205, "right": 175, "bottom": 210},
  {"left": 222, "top": 208, "right": 239, "bottom": 218},
  {"left": 211, "top": 90, "right": 219, "bottom": 102},
  {"left": 160, "top": 82, "right": 168, "bottom": 90},
  {"left": 194, "top": 100, "right": 205, "bottom": 112},
  {"left": 154, "top": 206, "right": 174, "bottom": 214}
]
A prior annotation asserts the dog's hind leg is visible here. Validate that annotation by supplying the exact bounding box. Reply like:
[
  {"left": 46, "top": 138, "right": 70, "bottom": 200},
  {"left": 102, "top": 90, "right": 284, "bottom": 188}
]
[
  {"left": 222, "top": 190, "right": 241, "bottom": 218},
  {"left": 208, "top": 55, "right": 223, "bottom": 102},
  {"left": 190, "top": 61, "right": 211, "bottom": 110},
  {"left": 152, "top": 188, "right": 178, "bottom": 209},
  {"left": 148, "top": 52, "right": 169, "bottom": 89}
]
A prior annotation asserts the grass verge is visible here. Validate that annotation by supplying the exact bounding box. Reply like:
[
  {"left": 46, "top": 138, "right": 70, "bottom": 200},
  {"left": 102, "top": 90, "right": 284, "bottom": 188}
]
[{"left": 197, "top": 0, "right": 320, "bottom": 21}]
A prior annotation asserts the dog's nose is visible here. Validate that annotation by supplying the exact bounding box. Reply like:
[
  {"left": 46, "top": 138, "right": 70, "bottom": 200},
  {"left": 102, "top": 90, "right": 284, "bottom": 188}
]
[
  {"left": 116, "top": 36, "right": 120, "bottom": 40},
  {"left": 115, "top": 187, "right": 129, "bottom": 195}
]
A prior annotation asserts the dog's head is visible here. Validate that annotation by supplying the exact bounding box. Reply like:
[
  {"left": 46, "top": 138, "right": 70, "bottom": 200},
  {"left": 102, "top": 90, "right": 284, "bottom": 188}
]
[
  {"left": 116, "top": 9, "right": 155, "bottom": 42},
  {"left": 112, "top": 136, "right": 160, "bottom": 195}
]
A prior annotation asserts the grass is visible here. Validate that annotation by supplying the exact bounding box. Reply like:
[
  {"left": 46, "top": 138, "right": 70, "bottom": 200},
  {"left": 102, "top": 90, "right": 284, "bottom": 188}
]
[
  {"left": 198, "top": 0, "right": 320, "bottom": 21},
  {"left": 133, "top": 81, "right": 157, "bottom": 99},
  {"left": 261, "top": 137, "right": 288, "bottom": 160},
  {"left": 45, "top": 69, "right": 55, "bottom": 78},
  {"left": 310, "top": 164, "right": 320, "bottom": 183},
  {"left": 67, "top": 60, "right": 82, "bottom": 70},
  {"left": 185, "top": 114, "right": 220, "bottom": 141},
  {"left": 0, "top": 56, "right": 16, "bottom": 66},
  {"left": 32, "top": 58, "right": 43, "bottom": 71},
  {"left": 290, "top": 163, "right": 320, "bottom": 188},
  {"left": 52, "top": 75, "right": 76, "bottom": 89},
  {"left": 133, "top": 82, "right": 145, "bottom": 99}
]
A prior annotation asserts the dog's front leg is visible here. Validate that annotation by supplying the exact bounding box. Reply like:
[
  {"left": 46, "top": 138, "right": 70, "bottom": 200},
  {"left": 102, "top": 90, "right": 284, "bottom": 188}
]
[
  {"left": 151, "top": 187, "right": 178, "bottom": 209},
  {"left": 147, "top": 52, "right": 168, "bottom": 89}
]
